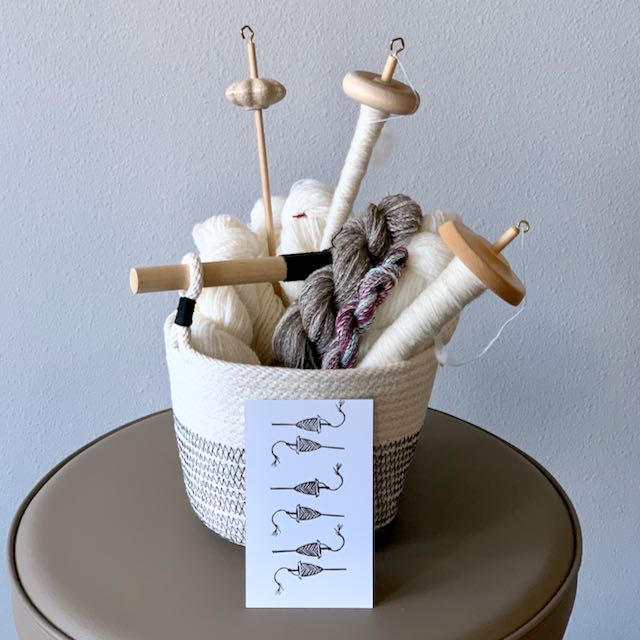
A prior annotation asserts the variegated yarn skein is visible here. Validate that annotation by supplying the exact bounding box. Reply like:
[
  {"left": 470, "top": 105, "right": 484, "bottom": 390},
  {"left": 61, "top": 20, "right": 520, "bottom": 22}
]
[{"left": 272, "top": 194, "right": 422, "bottom": 369}]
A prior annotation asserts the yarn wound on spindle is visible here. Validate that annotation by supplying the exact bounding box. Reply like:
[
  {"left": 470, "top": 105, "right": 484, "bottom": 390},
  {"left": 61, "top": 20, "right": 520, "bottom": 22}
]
[
  {"left": 322, "top": 245, "right": 408, "bottom": 369},
  {"left": 272, "top": 194, "right": 422, "bottom": 369},
  {"left": 357, "top": 210, "right": 460, "bottom": 359}
]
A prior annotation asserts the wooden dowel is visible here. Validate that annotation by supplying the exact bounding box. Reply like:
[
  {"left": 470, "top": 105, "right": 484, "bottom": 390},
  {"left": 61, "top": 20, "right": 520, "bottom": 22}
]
[
  {"left": 247, "top": 40, "right": 259, "bottom": 78},
  {"left": 129, "top": 250, "right": 333, "bottom": 294},
  {"left": 254, "top": 109, "right": 277, "bottom": 257},
  {"left": 131, "top": 256, "right": 288, "bottom": 294},
  {"left": 245, "top": 35, "right": 276, "bottom": 258}
]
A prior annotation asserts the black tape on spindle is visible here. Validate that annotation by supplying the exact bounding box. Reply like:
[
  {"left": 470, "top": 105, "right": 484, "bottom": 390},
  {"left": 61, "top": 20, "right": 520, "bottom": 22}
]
[
  {"left": 284, "top": 250, "right": 333, "bottom": 282},
  {"left": 175, "top": 297, "right": 196, "bottom": 327}
]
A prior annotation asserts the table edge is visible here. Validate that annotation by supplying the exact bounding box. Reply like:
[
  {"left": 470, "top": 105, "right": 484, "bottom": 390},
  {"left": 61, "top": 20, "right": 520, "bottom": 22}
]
[
  {"left": 440, "top": 410, "right": 582, "bottom": 639},
  {"left": 7, "top": 408, "right": 582, "bottom": 640}
]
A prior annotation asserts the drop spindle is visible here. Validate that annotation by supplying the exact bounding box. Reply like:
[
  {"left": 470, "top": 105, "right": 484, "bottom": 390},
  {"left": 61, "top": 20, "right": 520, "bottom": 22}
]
[
  {"left": 360, "top": 220, "right": 529, "bottom": 367},
  {"left": 226, "top": 25, "right": 286, "bottom": 260},
  {"left": 321, "top": 37, "right": 420, "bottom": 249}
]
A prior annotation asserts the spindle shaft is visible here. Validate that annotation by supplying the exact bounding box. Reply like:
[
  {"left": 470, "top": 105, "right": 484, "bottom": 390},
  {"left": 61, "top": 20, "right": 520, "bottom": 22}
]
[
  {"left": 380, "top": 52, "right": 398, "bottom": 82},
  {"left": 129, "top": 250, "right": 333, "bottom": 294},
  {"left": 245, "top": 33, "right": 276, "bottom": 257},
  {"left": 492, "top": 225, "right": 519, "bottom": 252}
]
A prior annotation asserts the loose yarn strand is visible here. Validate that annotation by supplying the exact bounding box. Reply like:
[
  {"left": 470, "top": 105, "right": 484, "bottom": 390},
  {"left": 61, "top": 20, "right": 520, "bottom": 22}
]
[{"left": 435, "top": 228, "right": 527, "bottom": 367}]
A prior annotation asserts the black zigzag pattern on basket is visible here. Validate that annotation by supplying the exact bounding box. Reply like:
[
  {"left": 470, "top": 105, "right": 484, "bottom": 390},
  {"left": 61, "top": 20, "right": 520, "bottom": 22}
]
[
  {"left": 174, "top": 414, "right": 421, "bottom": 545},
  {"left": 373, "top": 431, "right": 421, "bottom": 528},
  {"left": 174, "top": 416, "right": 247, "bottom": 544}
]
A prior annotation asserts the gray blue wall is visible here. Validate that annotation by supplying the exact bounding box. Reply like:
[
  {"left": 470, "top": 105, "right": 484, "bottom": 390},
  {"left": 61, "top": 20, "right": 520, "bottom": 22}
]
[{"left": 2, "top": 1, "right": 639, "bottom": 636}]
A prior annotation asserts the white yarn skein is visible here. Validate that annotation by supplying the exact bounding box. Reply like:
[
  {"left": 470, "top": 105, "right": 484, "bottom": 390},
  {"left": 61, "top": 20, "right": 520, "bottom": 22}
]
[
  {"left": 172, "top": 254, "right": 260, "bottom": 365},
  {"left": 360, "top": 257, "right": 486, "bottom": 367},
  {"left": 247, "top": 282, "right": 285, "bottom": 363},
  {"left": 189, "top": 311, "right": 260, "bottom": 365},
  {"left": 277, "top": 179, "right": 334, "bottom": 304},
  {"left": 196, "top": 286, "right": 254, "bottom": 346},
  {"left": 321, "top": 105, "right": 387, "bottom": 249},
  {"left": 192, "top": 215, "right": 260, "bottom": 347},
  {"left": 191, "top": 214, "right": 284, "bottom": 364},
  {"left": 358, "top": 212, "right": 459, "bottom": 359},
  {"left": 279, "top": 179, "right": 334, "bottom": 253},
  {"left": 250, "top": 195, "right": 286, "bottom": 249}
]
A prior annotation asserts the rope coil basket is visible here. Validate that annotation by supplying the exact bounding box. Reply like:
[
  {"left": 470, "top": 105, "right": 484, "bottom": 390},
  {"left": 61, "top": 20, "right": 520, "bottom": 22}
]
[
  {"left": 125, "top": 32, "right": 529, "bottom": 550},
  {"left": 165, "top": 311, "right": 438, "bottom": 545}
]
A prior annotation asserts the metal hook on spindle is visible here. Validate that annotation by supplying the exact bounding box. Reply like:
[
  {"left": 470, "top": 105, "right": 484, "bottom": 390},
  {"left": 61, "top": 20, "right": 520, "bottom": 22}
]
[
  {"left": 390, "top": 36, "right": 405, "bottom": 56},
  {"left": 240, "top": 24, "right": 254, "bottom": 41}
]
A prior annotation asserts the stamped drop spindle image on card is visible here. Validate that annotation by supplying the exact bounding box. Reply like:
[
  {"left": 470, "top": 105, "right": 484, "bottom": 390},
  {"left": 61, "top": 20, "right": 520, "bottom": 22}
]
[
  {"left": 271, "top": 504, "right": 344, "bottom": 536},
  {"left": 273, "top": 562, "right": 347, "bottom": 595},
  {"left": 271, "top": 399, "right": 346, "bottom": 433},
  {"left": 270, "top": 463, "right": 344, "bottom": 497},
  {"left": 271, "top": 436, "right": 344, "bottom": 467},
  {"left": 273, "top": 523, "right": 345, "bottom": 558},
  {"left": 245, "top": 399, "right": 373, "bottom": 608}
]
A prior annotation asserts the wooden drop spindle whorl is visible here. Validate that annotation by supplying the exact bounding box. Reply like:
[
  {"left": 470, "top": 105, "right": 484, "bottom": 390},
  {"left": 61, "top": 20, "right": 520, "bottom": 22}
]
[
  {"left": 439, "top": 220, "right": 527, "bottom": 306},
  {"left": 342, "top": 37, "right": 420, "bottom": 117}
]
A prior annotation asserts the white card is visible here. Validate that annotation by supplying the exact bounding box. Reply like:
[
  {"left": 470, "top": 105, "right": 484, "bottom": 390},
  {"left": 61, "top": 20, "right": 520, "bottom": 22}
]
[{"left": 245, "top": 399, "right": 373, "bottom": 608}]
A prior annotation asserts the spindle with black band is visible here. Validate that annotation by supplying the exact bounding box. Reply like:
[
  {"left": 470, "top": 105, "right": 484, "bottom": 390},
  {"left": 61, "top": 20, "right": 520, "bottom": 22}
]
[{"left": 129, "top": 250, "right": 332, "bottom": 294}]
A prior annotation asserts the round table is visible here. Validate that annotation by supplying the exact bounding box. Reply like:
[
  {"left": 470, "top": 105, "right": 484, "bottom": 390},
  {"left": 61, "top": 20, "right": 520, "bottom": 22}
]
[{"left": 9, "top": 410, "right": 581, "bottom": 640}]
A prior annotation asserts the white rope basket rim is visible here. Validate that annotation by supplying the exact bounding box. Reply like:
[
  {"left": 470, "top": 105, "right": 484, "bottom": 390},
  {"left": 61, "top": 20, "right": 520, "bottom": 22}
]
[{"left": 165, "top": 312, "right": 437, "bottom": 375}]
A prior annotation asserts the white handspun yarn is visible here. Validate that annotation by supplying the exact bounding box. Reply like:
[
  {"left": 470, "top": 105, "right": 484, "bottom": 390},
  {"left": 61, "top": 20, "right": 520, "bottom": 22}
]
[
  {"left": 360, "top": 257, "right": 486, "bottom": 367},
  {"left": 172, "top": 253, "right": 258, "bottom": 364},
  {"left": 358, "top": 211, "right": 460, "bottom": 359},
  {"left": 189, "top": 310, "right": 260, "bottom": 365},
  {"left": 191, "top": 214, "right": 284, "bottom": 364},
  {"left": 276, "top": 179, "right": 334, "bottom": 304},
  {"left": 249, "top": 195, "right": 286, "bottom": 249},
  {"left": 279, "top": 179, "right": 334, "bottom": 253},
  {"left": 195, "top": 285, "right": 254, "bottom": 346}
]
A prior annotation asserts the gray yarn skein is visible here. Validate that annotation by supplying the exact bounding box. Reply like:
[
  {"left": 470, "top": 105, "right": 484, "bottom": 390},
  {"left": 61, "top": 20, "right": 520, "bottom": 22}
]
[{"left": 273, "top": 194, "right": 422, "bottom": 369}]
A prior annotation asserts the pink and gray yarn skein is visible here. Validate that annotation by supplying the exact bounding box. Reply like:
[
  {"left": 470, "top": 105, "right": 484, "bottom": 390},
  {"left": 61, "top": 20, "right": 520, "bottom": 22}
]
[{"left": 272, "top": 194, "right": 422, "bottom": 369}]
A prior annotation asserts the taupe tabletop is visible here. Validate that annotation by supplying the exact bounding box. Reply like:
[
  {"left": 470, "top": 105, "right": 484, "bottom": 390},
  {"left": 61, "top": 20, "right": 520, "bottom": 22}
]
[{"left": 9, "top": 410, "right": 581, "bottom": 640}]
